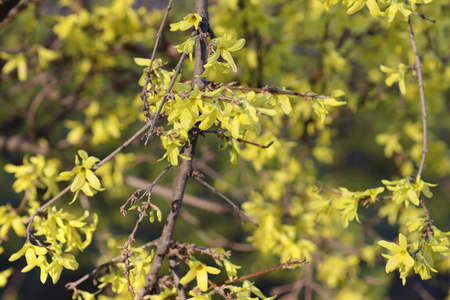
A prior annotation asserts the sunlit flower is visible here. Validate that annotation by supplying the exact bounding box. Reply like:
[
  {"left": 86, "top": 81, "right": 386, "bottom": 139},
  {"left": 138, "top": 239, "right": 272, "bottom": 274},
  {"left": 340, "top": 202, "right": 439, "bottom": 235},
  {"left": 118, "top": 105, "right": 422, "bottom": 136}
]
[{"left": 378, "top": 233, "right": 414, "bottom": 273}]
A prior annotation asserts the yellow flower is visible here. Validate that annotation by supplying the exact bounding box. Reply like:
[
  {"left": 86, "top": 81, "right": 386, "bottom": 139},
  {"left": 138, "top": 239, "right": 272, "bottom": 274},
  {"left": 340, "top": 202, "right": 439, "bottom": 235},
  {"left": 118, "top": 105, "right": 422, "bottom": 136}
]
[
  {"left": 378, "top": 233, "right": 414, "bottom": 273},
  {"left": 179, "top": 260, "right": 220, "bottom": 292},
  {"left": 170, "top": 13, "right": 202, "bottom": 31},
  {"left": 205, "top": 34, "right": 245, "bottom": 72},
  {"left": 59, "top": 150, "right": 105, "bottom": 203}
]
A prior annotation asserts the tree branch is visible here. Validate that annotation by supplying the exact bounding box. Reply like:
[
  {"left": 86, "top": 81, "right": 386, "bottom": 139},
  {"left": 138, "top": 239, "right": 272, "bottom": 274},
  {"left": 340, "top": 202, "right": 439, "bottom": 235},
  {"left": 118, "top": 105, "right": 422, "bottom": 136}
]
[
  {"left": 137, "top": 2, "right": 210, "bottom": 298},
  {"left": 124, "top": 175, "right": 234, "bottom": 214},
  {"left": 191, "top": 170, "right": 258, "bottom": 227},
  {"left": 121, "top": 164, "right": 172, "bottom": 300},
  {"left": 214, "top": 258, "right": 308, "bottom": 287},
  {"left": 408, "top": 16, "right": 428, "bottom": 178},
  {"left": 139, "top": 0, "right": 174, "bottom": 116},
  {"left": 25, "top": 121, "right": 152, "bottom": 232}
]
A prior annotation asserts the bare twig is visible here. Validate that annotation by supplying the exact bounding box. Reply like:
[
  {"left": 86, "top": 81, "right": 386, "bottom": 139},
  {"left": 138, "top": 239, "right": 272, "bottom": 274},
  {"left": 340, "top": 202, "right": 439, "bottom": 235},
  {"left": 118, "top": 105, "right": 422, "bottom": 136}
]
[
  {"left": 0, "top": 135, "right": 49, "bottom": 155},
  {"left": 124, "top": 175, "right": 233, "bottom": 213},
  {"left": 139, "top": 0, "right": 174, "bottom": 115},
  {"left": 191, "top": 171, "right": 258, "bottom": 227},
  {"left": 0, "top": 0, "right": 41, "bottom": 25},
  {"left": 412, "top": 11, "right": 436, "bottom": 23},
  {"left": 121, "top": 164, "right": 172, "bottom": 299},
  {"left": 214, "top": 286, "right": 232, "bottom": 300},
  {"left": 408, "top": 16, "right": 428, "bottom": 178},
  {"left": 169, "top": 255, "right": 187, "bottom": 300},
  {"left": 24, "top": 121, "right": 152, "bottom": 234},
  {"left": 65, "top": 239, "right": 159, "bottom": 292},
  {"left": 407, "top": 17, "right": 435, "bottom": 243},
  {"left": 419, "top": 198, "right": 434, "bottom": 240},
  {"left": 203, "top": 129, "right": 274, "bottom": 149},
  {"left": 175, "top": 242, "right": 231, "bottom": 260},
  {"left": 96, "top": 121, "right": 152, "bottom": 168},
  {"left": 214, "top": 258, "right": 308, "bottom": 287},
  {"left": 209, "top": 81, "right": 311, "bottom": 98},
  {"left": 143, "top": 52, "right": 187, "bottom": 145}
]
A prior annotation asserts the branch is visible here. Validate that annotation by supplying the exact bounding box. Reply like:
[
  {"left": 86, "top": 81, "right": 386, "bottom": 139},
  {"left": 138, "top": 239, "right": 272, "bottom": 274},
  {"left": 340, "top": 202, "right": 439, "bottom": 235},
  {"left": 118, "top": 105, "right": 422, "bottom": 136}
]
[
  {"left": 0, "top": 0, "right": 40, "bottom": 25},
  {"left": 121, "top": 164, "right": 172, "bottom": 300},
  {"left": 0, "top": 135, "right": 49, "bottom": 155},
  {"left": 143, "top": 51, "right": 188, "bottom": 145},
  {"left": 214, "top": 258, "right": 308, "bottom": 287},
  {"left": 169, "top": 255, "right": 187, "bottom": 300},
  {"left": 408, "top": 16, "right": 428, "bottom": 178},
  {"left": 203, "top": 129, "right": 274, "bottom": 149},
  {"left": 124, "top": 175, "right": 234, "bottom": 214},
  {"left": 174, "top": 241, "right": 231, "bottom": 260},
  {"left": 412, "top": 11, "right": 436, "bottom": 23},
  {"left": 191, "top": 170, "right": 258, "bottom": 227},
  {"left": 208, "top": 81, "right": 311, "bottom": 98},
  {"left": 24, "top": 121, "right": 152, "bottom": 233},
  {"left": 419, "top": 198, "right": 434, "bottom": 240},
  {"left": 137, "top": 134, "right": 199, "bottom": 299},
  {"left": 65, "top": 239, "right": 159, "bottom": 292},
  {"left": 139, "top": 0, "right": 174, "bottom": 116},
  {"left": 137, "top": 2, "right": 209, "bottom": 298}
]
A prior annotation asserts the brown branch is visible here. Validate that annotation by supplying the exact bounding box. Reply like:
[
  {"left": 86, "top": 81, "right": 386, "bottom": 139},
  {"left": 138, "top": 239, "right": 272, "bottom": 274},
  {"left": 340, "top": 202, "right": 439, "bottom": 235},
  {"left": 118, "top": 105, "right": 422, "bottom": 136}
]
[
  {"left": 0, "top": 0, "right": 40, "bottom": 25},
  {"left": 139, "top": 0, "right": 174, "bottom": 116},
  {"left": 124, "top": 175, "right": 233, "bottom": 214},
  {"left": 419, "top": 198, "right": 434, "bottom": 240},
  {"left": 203, "top": 129, "right": 274, "bottom": 149},
  {"left": 137, "top": 133, "right": 199, "bottom": 299},
  {"left": 143, "top": 51, "right": 188, "bottom": 145},
  {"left": 408, "top": 17, "right": 428, "bottom": 178},
  {"left": 121, "top": 164, "right": 172, "bottom": 300},
  {"left": 137, "top": 1, "right": 211, "bottom": 298},
  {"left": 214, "top": 258, "right": 308, "bottom": 287},
  {"left": 408, "top": 17, "right": 434, "bottom": 243},
  {"left": 175, "top": 242, "right": 231, "bottom": 260},
  {"left": 65, "top": 239, "right": 159, "bottom": 292},
  {"left": 0, "top": 135, "right": 49, "bottom": 155},
  {"left": 412, "top": 11, "right": 436, "bottom": 23},
  {"left": 24, "top": 121, "right": 152, "bottom": 234},
  {"left": 209, "top": 81, "right": 311, "bottom": 98},
  {"left": 169, "top": 255, "right": 187, "bottom": 300},
  {"left": 191, "top": 170, "right": 258, "bottom": 227},
  {"left": 214, "top": 286, "right": 233, "bottom": 300}
]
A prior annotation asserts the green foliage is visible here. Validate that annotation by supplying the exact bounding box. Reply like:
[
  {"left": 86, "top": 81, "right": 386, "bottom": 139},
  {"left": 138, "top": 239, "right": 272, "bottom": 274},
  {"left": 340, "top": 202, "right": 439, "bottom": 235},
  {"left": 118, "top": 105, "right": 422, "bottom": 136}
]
[{"left": 0, "top": 0, "right": 449, "bottom": 299}]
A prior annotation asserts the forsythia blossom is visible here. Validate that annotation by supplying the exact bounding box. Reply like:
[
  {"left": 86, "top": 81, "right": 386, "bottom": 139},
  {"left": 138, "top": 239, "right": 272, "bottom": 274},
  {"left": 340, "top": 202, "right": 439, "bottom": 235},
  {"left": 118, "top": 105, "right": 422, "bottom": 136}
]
[
  {"left": 59, "top": 150, "right": 105, "bottom": 203},
  {"left": 378, "top": 233, "right": 414, "bottom": 274}
]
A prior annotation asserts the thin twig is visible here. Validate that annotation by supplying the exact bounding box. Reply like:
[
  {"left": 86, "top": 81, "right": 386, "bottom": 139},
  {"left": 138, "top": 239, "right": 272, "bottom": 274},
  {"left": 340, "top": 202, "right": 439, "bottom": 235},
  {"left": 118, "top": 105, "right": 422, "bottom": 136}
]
[
  {"left": 97, "top": 121, "right": 152, "bottom": 168},
  {"left": 408, "top": 16, "right": 428, "bottom": 178},
  {"left": 169, "top": 255, "right": 187, "bottom": 300},
  {"left": 209, "top": 81, "right": 310, "bottom": 98},
  {"left": 175, "top": 241, "right": 231, "bottom": 260},
  {"left": 214, "top": 258, "right": 308, "bottom": 287},
  {"left": 124, "top": 175, "right": 234, "bottom": 213},
  {"left": 413, "top": 11, "right": 436, "bottom": 23},
  {"left": 143, "top": 52, "right": 188, "bottom": 145},
  {"left": 139, "top": 0, "right": 174, "bottom": 115},
  {"left": 121, "top": 164, "right": 172, "bottom": 299},
  {"left": 203, "top": 129, "right": 274, "bottom": 149},
  {"left": 24, "top": 121, "right": 152, "bottom": 234},
  {"left": 214, "top": 286, "right": 232, "bottom": 300},
  {"left": 0, "top": 0, "right": 41, "bottom": 25},
  {"left": 419, "top": 198, "right": 434, "bottom": 240},
  {"left": 65, "top": 239, "right": 159, "bottom": 291},
  {"left": 191, "top": 171, "right": 258, "bottom": 227}
]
